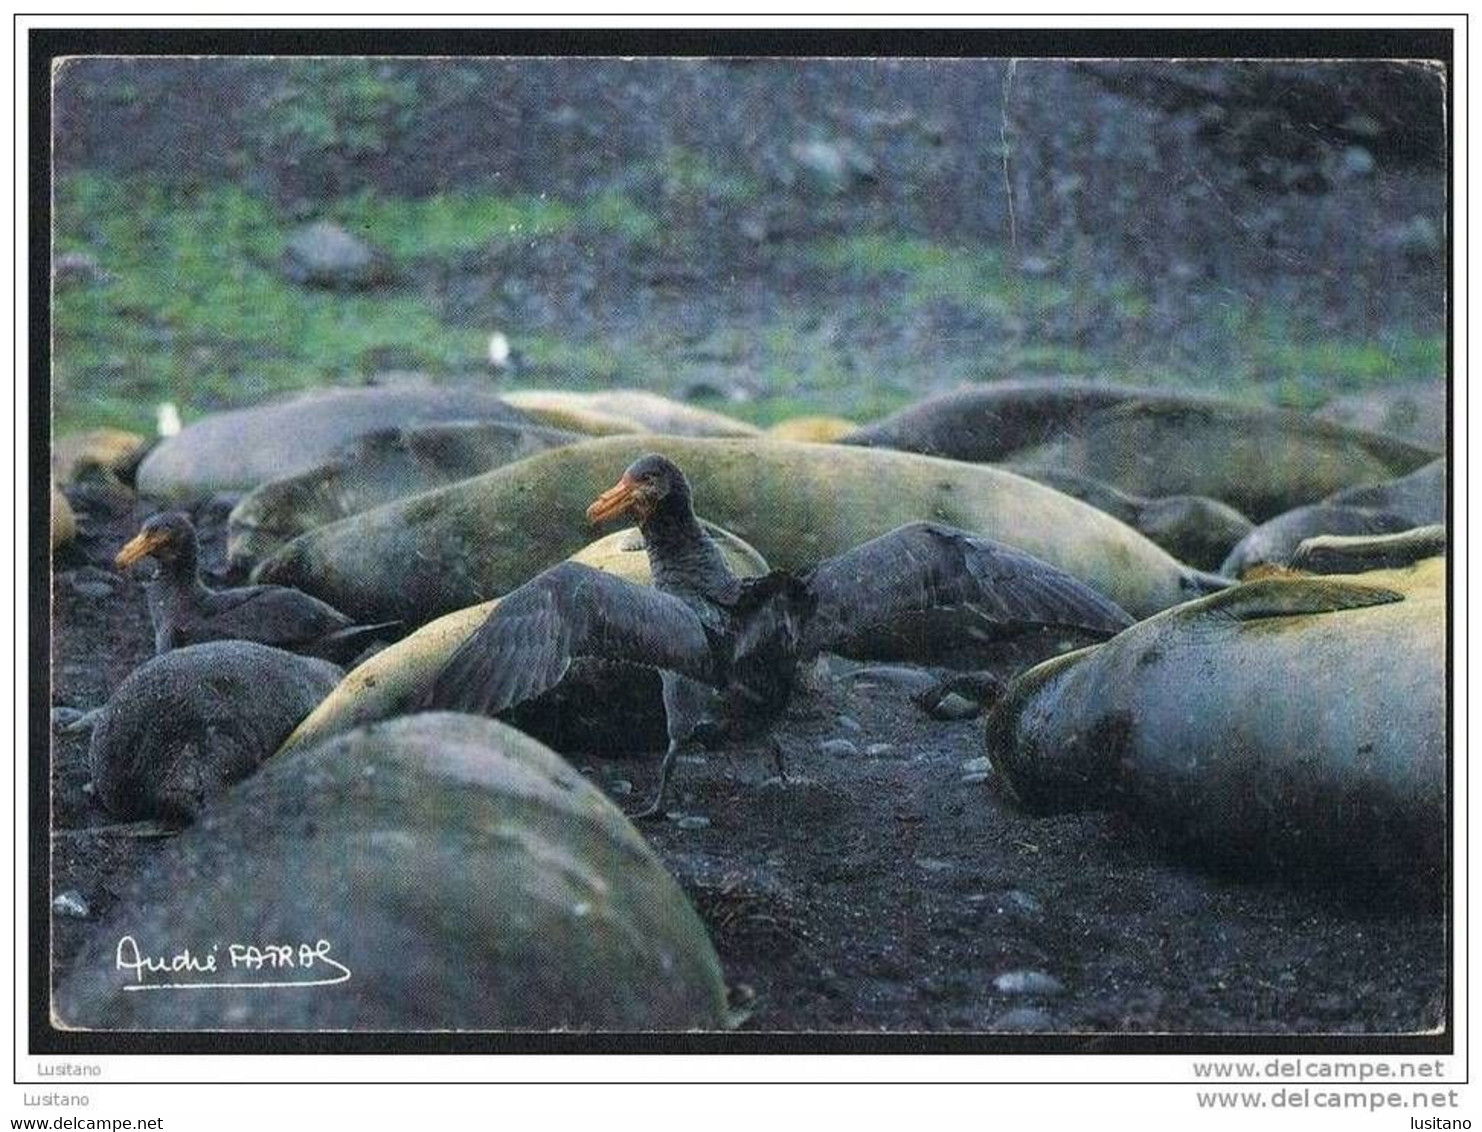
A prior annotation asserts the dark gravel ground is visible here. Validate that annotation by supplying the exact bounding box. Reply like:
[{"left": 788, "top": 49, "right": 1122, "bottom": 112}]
[{"left": 49, "top": 486, "right": 1447, "bottom": 1035}]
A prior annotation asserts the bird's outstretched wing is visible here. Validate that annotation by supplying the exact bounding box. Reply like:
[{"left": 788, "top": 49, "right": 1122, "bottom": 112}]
[
  {"left": 427, "top": 561, "right": 719, "bottom": 718},
  {"left": 800, "top": 521, "right": 1134, "bottom": 660}
]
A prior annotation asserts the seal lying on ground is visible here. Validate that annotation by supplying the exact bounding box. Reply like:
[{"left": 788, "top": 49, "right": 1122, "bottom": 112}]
[
  {"left": 1021, "top": 469, "right": 1254, "bottom": 571},
  {"left": 500, "top": 388, "right": 761, "bottom": 437},
  {"left": 58, "top": 714, "right": 730, "bottom": 1031},
  {"left": 134, "top": 382, "right": 529, "bottom": 497},
  {"left": 226, "top": 419, "right": 580, "bottom": 569},
  {"left": 253, "top": 435, "right": 1223, "bottom": 627},
  {"left": 985, "top": 557, "right": 1445, "bottom": 898},
  {"left": 88, "top": 640, "right": 342, "bottom": 821},
  {"left": 840, "top": 379, "right": 1437, "bottom": 520}
]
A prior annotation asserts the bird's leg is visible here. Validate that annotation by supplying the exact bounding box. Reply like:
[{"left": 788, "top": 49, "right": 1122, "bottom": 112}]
[
  {"left": 629, "top": 737, "right": 685, "bottom": 821},
  {"left": 769, "top": 734, "right": 790, "bottom": 784}
]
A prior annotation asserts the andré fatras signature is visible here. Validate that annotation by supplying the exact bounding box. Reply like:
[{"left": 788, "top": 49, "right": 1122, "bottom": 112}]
[{"left": 114, "top": 935, "right": 352, "bottom": 992}]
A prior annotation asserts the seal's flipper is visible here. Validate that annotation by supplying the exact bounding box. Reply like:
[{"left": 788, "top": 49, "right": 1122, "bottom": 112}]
[
  {"left": 1292, "top": 524, "right": 1446, "bottom": 576},
  {"left": 1195, "top": 578, "right": 1405, "bottom": 622}
]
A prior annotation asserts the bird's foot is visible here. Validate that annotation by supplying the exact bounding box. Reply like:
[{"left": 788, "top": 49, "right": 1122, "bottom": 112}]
[{"left": 769, "top": 736, "right": 791, "bottom": 784}]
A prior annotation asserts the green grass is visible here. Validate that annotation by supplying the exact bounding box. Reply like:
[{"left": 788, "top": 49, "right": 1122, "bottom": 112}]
[
  {"left": 816, "top": 234, "right": 1071, "bottom": 320},
  {"left": 51, "top": 174, "right": 658, "bottom": 434}
]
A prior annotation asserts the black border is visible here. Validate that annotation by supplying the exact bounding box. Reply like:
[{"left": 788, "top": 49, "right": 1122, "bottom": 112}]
[{"left": 23, "top": 22, "right": 1460, "bottom": 1069}]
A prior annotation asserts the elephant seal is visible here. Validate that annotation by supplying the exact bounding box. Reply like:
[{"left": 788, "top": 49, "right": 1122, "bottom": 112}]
[
  {"left": 500, "top": 389, "right": 761, "bottom": 438},
  {"left": 1325, "top": 457, "right": 1445, "bottom": 524},
  {"left": 1292, "top": 525, "right": 1447, "bottom": 576},
  {"left": 226, "top": 420, "right": 580, "bottom": 569},
  {"left": 1022, "top": 469, "right": 1254, "bottom": 571},
  {"left": 88, "top": 641, "right": 342, "bottom": 821},
  {"left": 986, "top": 560, "right": 1445, "bottom": 897},
  {"left": 840, "top": 379, "right": 1152, "bottom": 461},
  {"left": 1315, "top": 382, "right": 1446, "bottom": 450},
  {"left": 56, "top": 713, "right": 730, "bottom": 1031},
  {"left": 52, "top": 428, "right": 150, "bottom": 486},
  {"left": 1219, "top": 503, "right": 1418, "bottom": 578},
  {"left": 135, "top": 382, "right": 529, "bottom": 497},
  {"left": 1002, "top": 396, "right": 1435, "bottom": 521},
  {"left": 254, "top": 435, "right": 1220, "bottom": 627},
  {"left": 279, "top": 522, "right": 769, "bottom": 757},
  {"left": 766, "top": 415, "right": 857, "bottom": 443},
  {"left": 839, "top": 379, "right": 1436, "bottom": 520},
  {"left": 51, "top": 484, "right": 75, "bottom": 551}
]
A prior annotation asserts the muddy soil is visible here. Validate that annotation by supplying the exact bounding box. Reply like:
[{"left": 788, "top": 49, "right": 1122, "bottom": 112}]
[{"left": 48, "top": 487, "right": 1446, "bottom": 1035}]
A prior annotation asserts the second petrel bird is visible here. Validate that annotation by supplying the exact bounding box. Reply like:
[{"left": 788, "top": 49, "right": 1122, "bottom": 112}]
[
  {"left": 427, "top": 454, "right": 1134, "bottom": 817},
  {"left": 116, "top": 511, "right": 396, "bottom": 662}
]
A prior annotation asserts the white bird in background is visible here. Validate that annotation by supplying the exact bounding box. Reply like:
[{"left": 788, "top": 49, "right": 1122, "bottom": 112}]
[{"left": 156, "top": 402, "right": 182, "bottom": 438}]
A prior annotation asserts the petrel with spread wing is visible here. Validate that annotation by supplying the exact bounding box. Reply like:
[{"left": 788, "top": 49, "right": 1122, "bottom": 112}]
[{"left": 426, "top": 454, "right": 1134, "bottom": 817}]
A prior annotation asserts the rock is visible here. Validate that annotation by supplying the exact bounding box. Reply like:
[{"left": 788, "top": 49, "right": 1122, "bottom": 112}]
[
  {"left": 960, "top": 756, "right": 992, "bottom": 774},
  {"left": 960, "top": 773, "right": 990, "bottom": 785},
  {"left": 835, "top": 715, "right": 862, "bottom": 734},
  {"left": 226, "top": 420, "right": 580, "bottom": 569},
  {"left": 1002, "top": 890, "right": 1045, "bottom": 918},
  {"left": 56, "top": 714, "right": 730, "bottom": 1031},
  {"left": 789, "top": 138, "right": 876, "bottom": 194},
  {"left": 993, "top": 1006, "right": 1056, "bottom": 1031},
  {"left": 931, "top": 693, "right": 982, "bottom": 721},
  {"left": 281, "top": 221, "right": 388, "bottom": 290},
  {"left": 70, "top": 579, "right": 115, "bottom": 600},
  {"left": 89, "top": 641, "right": 342, "bottom": 821},
  {"left": 994, "top": 970, "right": 1066, "bottom": 997},
  {"left": 277, "top": 523, "right": 768, "bottom": 757},
  {"left": 51, "top": 890, "right": 90, "bottom": 919},
  {"left": 865, "top": 743, "right": 896, "bottom": 758},
  {"left": 820, "top": 739, "right": 859, "bottom": 759},
  {"left": 675, "top": 815, "right": 711, "bottom": 831},
  {"left": 988, "top": 559, "right": 1446, "bottom": 896},
  {"left": 136, "top": 383, "right": 529, "bottom": 497},
  {"left": 52, "top": 250, "right": 109, "bottom": 290}
]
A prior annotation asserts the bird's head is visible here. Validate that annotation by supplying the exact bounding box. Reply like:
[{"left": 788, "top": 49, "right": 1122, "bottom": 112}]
[
  {"left": 586, "top": 453, "right": 691, "bottom": 527},
  {"left": 116, "top": 511, "right": 196, "bottom": 570}
]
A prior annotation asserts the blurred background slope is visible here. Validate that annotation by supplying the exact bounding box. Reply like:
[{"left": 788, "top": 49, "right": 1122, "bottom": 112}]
[{"left": 50, "top": 56, "right": 1446, "bottom": 435}]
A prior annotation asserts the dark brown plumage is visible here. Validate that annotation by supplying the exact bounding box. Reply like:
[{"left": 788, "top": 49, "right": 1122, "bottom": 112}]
[
  {"left": 427, "top": 454, "right": 1135, "bottom": 817},
  {"left": 116, "top": 511, "right": 395, "bottom": 662}
]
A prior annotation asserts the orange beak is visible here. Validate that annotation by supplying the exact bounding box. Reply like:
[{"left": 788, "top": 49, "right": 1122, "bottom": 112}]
[
  {"left": 586, "top": 474, "right": 639, "bottom": 524},
  {"left": 115, "top": 530, "right": 169, "bottom": 569}
]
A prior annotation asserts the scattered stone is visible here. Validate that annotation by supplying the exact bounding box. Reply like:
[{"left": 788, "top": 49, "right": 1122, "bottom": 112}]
[
  {"left": 1002, "top": 890, "right": 1045, "bottom": 918},
  {"left": 865, "top": 742, "right": 896, "bottom": 758},
  {"left": 53, "top": 251, "right": 109, "bottom": 290},
  {"left": 960, "top": 772, "right": 990, "bottom": 786},
  {"left": 931, "top": 692, "right": 982, "bottom": 720},
  {"left": 51, "top": 890, "right": 90, "bottom": 919},
  {"left": 961, "top": 756, "right": 992, "bottom": 775},
  {"left": 835, "top": 715, "right": 862, "bottom": 734},
  {"left": 820, "top": 738, "right": 859, "bottom": 759},
  {"left": 69, "top": 574, "right": 115, "bottom": 600},
  {"left": 282, "top": 221, "right": 388, "bottom": 290},
  {"left": 915, "top": 857, "right": 953, "bottom": 873},
  {"left": 789, "top": 138, "right": 876, "bottom": 194},
  {"left": 993, "top": 1006, "right": 1056, "bottom": 1032},
  {"left": 995, "top": 970, "right": 1066, "bottom": 997},
  {"left": 675, "top": 815, "right": 711, "bottom": 831},
  {"left": 608, "top": 779, "right": 633, "bottom": 796}
]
